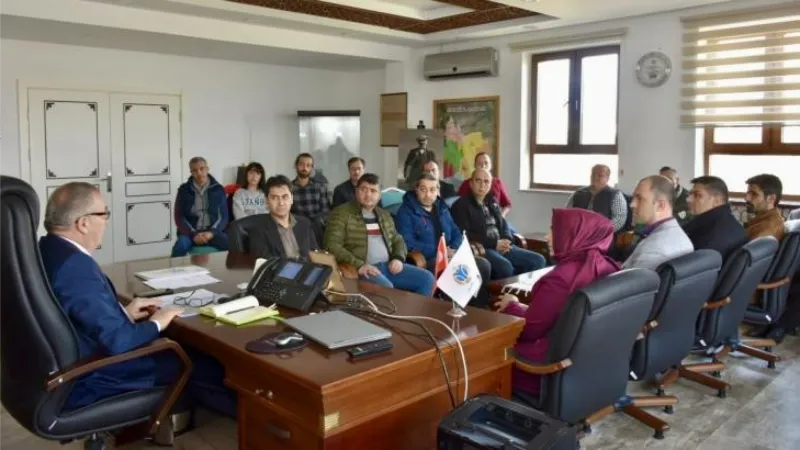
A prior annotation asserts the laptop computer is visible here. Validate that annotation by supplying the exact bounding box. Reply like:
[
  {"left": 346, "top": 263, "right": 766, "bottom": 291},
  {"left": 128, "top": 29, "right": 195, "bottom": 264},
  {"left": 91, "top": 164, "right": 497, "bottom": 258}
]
[{"left": 284, "top": 310, "right": 392, "bottom": 350}]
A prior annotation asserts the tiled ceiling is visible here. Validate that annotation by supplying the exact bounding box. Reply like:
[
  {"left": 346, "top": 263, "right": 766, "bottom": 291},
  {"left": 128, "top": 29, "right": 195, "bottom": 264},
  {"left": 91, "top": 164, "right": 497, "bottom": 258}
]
[{"left": 226, "top": 0, "right": 545, "bottom": 34}]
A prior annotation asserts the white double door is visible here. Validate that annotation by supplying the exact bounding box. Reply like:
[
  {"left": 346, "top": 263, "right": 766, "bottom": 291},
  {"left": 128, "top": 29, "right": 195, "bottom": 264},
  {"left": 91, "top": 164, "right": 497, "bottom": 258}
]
[{"left": 26, "top": 88, "right": 183, "bottom": 264}]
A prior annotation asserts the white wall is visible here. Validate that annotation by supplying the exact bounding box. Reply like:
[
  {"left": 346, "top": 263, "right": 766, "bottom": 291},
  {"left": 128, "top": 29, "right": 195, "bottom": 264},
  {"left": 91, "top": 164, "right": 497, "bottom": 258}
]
[
  {"left": 0, "top": 39, "right": 386, "bottom": 185},
  {"left": 401, "top": 6, "right": 736, "bottom": 233}
]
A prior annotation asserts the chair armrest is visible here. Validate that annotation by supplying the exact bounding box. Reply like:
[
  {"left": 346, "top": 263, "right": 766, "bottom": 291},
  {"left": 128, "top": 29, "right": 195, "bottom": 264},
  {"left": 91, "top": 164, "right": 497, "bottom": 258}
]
[
  {"left": 703, "top": 296, "right": 731, "bottom": 310},
  {"left": 512, "top": 233, "right": 526, "bottom": 248},
  {"left": 339, "top": 263, "right": 358, "bottom": 279},
  {"left": 758, "top": 277, "right": 790, "bottom": 290},
  {"left": 616, "top": 231, "right": 635, "bottom": 252},
  {"left": 46, "top": 338, "right": 192, "bottom": 436},
  {"left": 408, "top": 251, "right": 426, "bottom": 268},
  {"left": 515, "top": 357, "right": 573, "bottom": 375},
  {"left": 46, "top": 338, "right": 189, "bottom": 391},
  {"left": 636, "top": 320, "right": 659, "bottom": 340}
]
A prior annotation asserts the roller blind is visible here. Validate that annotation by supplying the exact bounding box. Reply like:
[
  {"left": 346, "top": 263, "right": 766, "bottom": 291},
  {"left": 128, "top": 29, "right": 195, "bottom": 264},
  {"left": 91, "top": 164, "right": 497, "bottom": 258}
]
[{"left": 681, "top": 3, "right": 800, "bottom": 127}]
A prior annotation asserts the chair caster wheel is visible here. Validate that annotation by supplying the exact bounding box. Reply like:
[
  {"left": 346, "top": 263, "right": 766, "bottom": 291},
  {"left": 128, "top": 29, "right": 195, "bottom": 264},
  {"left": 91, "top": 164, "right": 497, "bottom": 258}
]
[
  {"left": 654, "top": 430, "right": 665, "bottom": 440},
  {"left": 711, "top": 371, "right": 721, "bottom": 378},
  {"left": 582, "top": 424, "right": 592, "bottom": 434},
  {"left": 83, "top": 438, "right": 106, "bottom": 450},
  {"left": 718, "top": 389, "right": 727, "bottom": 398},
  {"left": 655, "top": 388, "right": 665, "bottom": 396},
  {"left": 663, "top": 405, "right": 674, "bottom": 414},
  {"left": 767, "top": 361, "right": 776, "bottom": 369}
]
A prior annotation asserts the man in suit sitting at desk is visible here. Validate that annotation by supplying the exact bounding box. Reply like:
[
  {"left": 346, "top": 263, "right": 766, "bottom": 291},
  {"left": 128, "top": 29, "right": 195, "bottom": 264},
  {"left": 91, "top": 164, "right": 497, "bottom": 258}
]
[
  {"left": 249, "top": 175, "right": 318, "bottom": 259},
  {"left": 39, "top": 182, "right": 236, "bottom": 417}
]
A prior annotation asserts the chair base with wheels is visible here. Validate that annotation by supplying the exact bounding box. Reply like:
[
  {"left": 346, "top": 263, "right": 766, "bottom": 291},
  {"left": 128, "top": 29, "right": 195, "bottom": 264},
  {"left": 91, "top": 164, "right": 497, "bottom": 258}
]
[
  {"left": 581, "top": 394, "right": 677, "bottom": 440},
  {"left": 656, "top": 359, "right": 730, "bottom": 398}
]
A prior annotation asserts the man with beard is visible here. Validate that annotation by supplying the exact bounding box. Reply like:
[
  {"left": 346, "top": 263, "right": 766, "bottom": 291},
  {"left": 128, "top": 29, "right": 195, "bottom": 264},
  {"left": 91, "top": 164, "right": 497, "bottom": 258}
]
[
  {"left": 744, "top": 174, "right": 785, "bottom": 241},
  {"left": 291, "top": 153, "right": 331, "bottom": 242},
  {"left": 682, "top": 176, "right": 746, "bottom": 261}
]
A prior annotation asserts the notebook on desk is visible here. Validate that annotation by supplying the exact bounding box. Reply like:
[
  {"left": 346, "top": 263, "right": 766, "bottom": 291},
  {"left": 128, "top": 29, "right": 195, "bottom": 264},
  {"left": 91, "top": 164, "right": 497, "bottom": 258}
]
[{"left": 284, "top": 310, "right": 391, "bottom": 350}]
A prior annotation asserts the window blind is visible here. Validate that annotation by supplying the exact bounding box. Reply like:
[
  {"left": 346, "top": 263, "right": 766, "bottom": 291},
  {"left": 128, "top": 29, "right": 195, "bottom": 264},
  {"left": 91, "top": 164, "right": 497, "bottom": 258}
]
[{"left": 681, "top": 4, "right": 800, "bottom": 127}]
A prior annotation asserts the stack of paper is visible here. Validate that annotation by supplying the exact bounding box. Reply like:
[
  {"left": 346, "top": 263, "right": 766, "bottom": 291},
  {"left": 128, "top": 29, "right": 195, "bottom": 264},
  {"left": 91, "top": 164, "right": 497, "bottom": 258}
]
[
  {"left": 136, "top": 265, "right": 221, "bottom": 290},
  {"left": 501, "top": 266, "right": 555, "bottom": 296}
]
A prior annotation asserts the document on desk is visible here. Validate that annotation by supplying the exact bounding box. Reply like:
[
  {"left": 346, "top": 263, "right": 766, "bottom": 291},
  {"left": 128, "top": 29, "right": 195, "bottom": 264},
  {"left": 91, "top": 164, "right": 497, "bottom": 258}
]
[
  {"left": 154, "top": 289, "right": 225, "bottom": 317},
  {"left": 143, "top": 273, "right": 221, "bottom": 290},
  {"left": 135, "top": 265, "right": 209, "bottom": 280},
  {"left": 501, "top": 266, "right": 555, "bottom": 296},
  {"left": 199, "top": 296, "right": 279, "bottom": 326}
]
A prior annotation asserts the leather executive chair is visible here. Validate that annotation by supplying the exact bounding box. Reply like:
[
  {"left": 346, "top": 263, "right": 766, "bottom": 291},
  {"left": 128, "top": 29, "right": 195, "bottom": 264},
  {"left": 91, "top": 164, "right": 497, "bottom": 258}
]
[
  {"left": 744, "top": 220, "right": 800, "bottom": 350},
  {"left": 673, "top": 237, "right": 778, "bottom": 397},
  {"left": 511, "top": 269, "right": 660, "bottom": 438},
  {"left": 627, "top": 250, "right": 722, "bottom": 436},
  {"left": 227, "top": 213, "right": 269, "bottom": 253},
  {"left": 0, "top": 176, "right": 192, "bottom": 450}
]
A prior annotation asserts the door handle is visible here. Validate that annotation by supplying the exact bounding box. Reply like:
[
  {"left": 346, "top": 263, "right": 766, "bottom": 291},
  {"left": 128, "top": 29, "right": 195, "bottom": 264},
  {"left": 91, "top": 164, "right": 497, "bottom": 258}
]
[{"left": 100, "top": 172, "right": 112, "bottom": 193}]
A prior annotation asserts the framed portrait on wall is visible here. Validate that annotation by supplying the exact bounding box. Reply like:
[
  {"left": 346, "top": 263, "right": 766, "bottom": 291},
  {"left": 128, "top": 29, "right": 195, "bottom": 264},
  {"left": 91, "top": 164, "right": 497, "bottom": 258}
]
[{"left": 432, "top": 96, "right": 500, "bottom": 184}]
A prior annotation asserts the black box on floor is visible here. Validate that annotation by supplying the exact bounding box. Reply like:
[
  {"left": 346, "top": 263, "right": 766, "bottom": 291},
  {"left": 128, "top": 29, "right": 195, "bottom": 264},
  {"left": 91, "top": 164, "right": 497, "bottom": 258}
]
[{"left": 437, "top": 394, "right": 578, "bottom": 450}]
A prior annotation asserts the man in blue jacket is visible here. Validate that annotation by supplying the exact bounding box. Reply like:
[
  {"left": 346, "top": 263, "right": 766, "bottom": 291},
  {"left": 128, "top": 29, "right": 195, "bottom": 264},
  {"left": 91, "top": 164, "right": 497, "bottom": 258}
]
[
  {"left": 395, "top": 173, "right": 492, "bottom": 307},
  {"left": 39, "top": 182, "right": 236, "bottom": 416},
  {"left": 172, "top": 157, "right": 229, "bottom": 257}
]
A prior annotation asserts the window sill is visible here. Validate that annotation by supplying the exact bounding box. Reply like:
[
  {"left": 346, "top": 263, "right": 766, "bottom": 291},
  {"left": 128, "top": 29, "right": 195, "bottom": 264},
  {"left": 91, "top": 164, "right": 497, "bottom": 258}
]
[{"left": 518, "top": 188, "right": 573, "bottom": 195}]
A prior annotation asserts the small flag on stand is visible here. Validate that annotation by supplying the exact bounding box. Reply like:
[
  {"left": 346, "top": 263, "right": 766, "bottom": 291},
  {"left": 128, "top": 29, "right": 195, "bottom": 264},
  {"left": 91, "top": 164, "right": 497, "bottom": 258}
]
[
  {"left": 434, "top": 234, "right": 448, "bottom": 278},
  {"left": 437, "top": 233, "right": 482, "bottom": 310}
]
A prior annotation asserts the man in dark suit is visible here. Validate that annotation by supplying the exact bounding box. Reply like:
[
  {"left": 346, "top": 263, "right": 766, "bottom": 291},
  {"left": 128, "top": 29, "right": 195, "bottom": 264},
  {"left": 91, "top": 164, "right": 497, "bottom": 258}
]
[
  {"left": 682, "top": 175, "right": 747, "bottom": 261},
  {"left": 249, "top": 175, "right": 318, "bottom": 259},
  {"left": 39, "top": 182, "right": 235, "bottom": 416}
]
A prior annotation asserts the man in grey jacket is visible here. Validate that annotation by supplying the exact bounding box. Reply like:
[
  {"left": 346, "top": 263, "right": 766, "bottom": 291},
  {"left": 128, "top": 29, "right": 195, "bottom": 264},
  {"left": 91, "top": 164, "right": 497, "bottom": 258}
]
[{"left": 623, "top": 175, "right": 694, "bottom": 270}]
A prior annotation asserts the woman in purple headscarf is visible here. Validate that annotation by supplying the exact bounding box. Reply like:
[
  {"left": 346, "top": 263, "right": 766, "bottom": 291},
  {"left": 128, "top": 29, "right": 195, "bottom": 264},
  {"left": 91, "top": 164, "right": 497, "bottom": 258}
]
[{"left": 496, "top": 208, "right": 621, "bottom": 396}]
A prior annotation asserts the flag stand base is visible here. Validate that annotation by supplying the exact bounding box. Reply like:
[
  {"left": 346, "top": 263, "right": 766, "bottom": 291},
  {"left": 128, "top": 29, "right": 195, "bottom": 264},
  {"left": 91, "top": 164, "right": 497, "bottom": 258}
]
[{"left": 447, "top": 303, "right": 467, "bottom": 318}]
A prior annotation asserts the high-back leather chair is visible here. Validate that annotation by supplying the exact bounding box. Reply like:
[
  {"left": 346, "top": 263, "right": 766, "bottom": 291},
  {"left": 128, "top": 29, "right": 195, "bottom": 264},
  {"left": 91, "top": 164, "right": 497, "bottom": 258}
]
[
  {"left": 227, "top": 214, "right": 269, "bottom": 253},
  {"left": 511, "top": 269, "right": 659, "bottom": 435},
  {"left": 0, "top": 176, "right": 191, "bottom": 450},
  {"left": 623, "top": 250, "right": 722, "bottom": 435},
  {"left": 688, "top": 237, "right": 778, "bottom": 393},
  {"left": 744, "top": 221, "right": 800, "bottom": 334}
]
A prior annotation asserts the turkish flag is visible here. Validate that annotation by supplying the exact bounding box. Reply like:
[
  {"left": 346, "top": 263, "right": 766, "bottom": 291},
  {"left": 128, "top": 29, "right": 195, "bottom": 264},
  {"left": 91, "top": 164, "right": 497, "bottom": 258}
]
[{"left": 434, "top": 234, "right": 448, "bottom": 278}]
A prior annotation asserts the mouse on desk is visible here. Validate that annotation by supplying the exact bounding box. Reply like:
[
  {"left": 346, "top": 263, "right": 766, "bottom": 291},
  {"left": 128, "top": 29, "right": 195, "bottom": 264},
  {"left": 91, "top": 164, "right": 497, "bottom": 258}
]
[{"left": 271, "top": 332, "right": 304, "bottom": 347}]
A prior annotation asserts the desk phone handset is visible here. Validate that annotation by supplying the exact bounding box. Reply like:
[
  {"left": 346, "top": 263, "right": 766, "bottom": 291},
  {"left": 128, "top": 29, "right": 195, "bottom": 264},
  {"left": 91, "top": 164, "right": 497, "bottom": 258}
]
[{"left": 246, "top": 257, "right": 333, "bottom": 312}]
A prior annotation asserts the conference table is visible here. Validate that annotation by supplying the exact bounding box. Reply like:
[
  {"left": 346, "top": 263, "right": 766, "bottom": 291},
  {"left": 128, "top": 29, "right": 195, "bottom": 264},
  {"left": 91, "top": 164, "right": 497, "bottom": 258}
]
[{"left": 103, "top": 251, "right": 524, "bottom": 450}]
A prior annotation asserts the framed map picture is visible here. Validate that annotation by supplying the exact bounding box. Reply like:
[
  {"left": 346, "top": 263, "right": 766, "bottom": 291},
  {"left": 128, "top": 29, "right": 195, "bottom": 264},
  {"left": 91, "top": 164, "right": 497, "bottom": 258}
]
[{"left": 433, "top": 96, "right": 499, "bottom": 183}]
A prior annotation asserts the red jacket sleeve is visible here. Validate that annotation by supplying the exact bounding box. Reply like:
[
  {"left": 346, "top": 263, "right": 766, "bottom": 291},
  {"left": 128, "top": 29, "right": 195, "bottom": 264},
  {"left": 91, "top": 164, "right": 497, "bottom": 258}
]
[{"left": 494, "top": 179, "right": 512, "bottom": 208}]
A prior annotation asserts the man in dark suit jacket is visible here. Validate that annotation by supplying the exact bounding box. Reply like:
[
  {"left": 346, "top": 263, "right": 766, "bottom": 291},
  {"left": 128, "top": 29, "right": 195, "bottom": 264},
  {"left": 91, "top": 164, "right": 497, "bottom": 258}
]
[
  {"left": 683, "top": 176, "right": 747, "bottom": 261},
  {"left": 39, "top": 182, "right": 235, "bottom": 416},
  {"left": 451, "top": 169, "right": 546, "bottom": 279},
  {"left": 250, "top": 175, "right": 319, "bottom": 259}
]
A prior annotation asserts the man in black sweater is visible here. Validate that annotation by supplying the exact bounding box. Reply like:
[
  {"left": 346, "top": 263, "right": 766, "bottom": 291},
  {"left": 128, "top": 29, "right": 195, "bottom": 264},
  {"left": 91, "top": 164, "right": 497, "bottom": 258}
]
[
  {"left": 682, "top": 176, "right": 746, "bottom": 261},
  {"left": 249, "top": 175, "right": 318, "bottom": 259}
]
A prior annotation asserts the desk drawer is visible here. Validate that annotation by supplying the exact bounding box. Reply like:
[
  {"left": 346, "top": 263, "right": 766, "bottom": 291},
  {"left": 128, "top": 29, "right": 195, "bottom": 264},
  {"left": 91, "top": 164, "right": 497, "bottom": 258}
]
[{"left": 241, "top": 395, "right": 321, "bottom": 450}]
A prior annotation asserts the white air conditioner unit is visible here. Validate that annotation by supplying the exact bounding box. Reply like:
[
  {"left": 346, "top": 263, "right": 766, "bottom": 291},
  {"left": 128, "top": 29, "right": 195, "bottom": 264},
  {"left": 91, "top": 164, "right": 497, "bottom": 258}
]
[{"left": 423, "top": 47, "right": 499, "bottom": 81}]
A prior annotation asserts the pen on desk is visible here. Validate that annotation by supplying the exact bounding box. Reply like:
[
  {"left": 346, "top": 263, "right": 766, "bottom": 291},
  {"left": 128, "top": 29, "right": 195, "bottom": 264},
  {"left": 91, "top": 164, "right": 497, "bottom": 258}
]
[{"left": 225, "top": 305, "right": 256, "bottom": 315}]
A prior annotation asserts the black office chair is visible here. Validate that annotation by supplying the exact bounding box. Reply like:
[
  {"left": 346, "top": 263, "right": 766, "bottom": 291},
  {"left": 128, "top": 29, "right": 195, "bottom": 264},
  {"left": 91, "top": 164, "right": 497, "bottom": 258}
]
[
  {"left": 684, "top": 237, "right": 778, "bottom": 394},
  {"left": 625, "top": 250, "right": 722, "bottom": 434},
  {"left": 744, "top": 221, "right": 800, "bottom": 341},
  {"left": 0, "top": 176, "right": 191, "bottom": 450},
  {"left": 511, "top": 269, "right": 659, "bottom": 437},
  {"left": 227, "top": 214, "right": 269, "bottom": 253}
]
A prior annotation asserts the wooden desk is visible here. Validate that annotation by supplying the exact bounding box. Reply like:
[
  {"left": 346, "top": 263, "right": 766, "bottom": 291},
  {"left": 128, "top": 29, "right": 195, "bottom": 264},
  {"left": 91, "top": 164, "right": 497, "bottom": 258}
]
[{"left": 104, "top": 252, "right": 524, "bottom": 450}]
